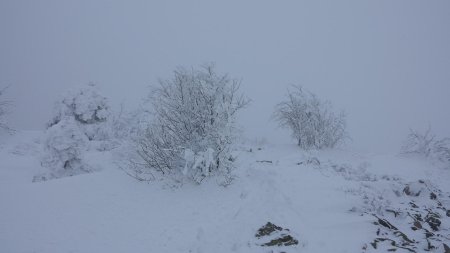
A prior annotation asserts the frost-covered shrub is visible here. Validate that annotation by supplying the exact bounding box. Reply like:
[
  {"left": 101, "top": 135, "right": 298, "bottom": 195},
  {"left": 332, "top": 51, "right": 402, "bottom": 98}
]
[
  {"left": 401, "top": 128, "right": 434, "bottom": 157},
  {"left": 182, "top": 148, "right": 216, "bottom": 183},
  {"left": 137, "top": 64, "right": 248, "bottom": 184},
  {"left": 39, "top": 84, "right": 111, "bottom": 180},
  {"left": 110, "top": 106, "right": 150, "bottom": 143},
  {"left": 39, "top": 117, "right": 91, "bottom": 180},
  {"left": 0, "top": 86, "right": 13, "bottom": 134},
  {"left": 401, "top": 128, "right": 450, "bottom": 168},
  {"left": 274, "top": 85, "right": 347, "bottom": 149},
  {"left": 433, "top": 138, "right": 450, "bottom": 165},
  {"left": 48, "top": 83, "right": 111, "bottom": 142}
]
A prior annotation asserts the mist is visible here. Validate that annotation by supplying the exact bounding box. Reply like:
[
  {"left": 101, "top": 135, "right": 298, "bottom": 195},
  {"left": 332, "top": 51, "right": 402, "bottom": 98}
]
[{"left": 1, "top": 0, "right": 449, "bottom": 152}]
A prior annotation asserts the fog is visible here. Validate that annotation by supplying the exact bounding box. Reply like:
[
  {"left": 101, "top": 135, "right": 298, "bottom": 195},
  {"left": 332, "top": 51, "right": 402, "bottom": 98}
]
[{"left": 1, "top": 0, "right": 449, "bottom": 152}]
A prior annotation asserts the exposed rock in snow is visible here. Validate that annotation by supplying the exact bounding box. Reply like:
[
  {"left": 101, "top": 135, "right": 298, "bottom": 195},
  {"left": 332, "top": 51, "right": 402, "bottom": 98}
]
[
  {"left": 255, "top": 222, "right": 300, "bottom": 251},
  {"left": 403, "top": 181, "right": 426, "bottom": 197},
  {"left": 359, "top": 180, "right": 450, "bottom": 252}
]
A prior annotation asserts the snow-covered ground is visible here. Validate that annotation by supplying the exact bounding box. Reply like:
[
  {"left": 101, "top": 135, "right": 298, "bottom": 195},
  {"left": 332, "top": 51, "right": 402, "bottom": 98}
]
[{"left": 1, "top": 131, "right": 449, "bottom": 253}]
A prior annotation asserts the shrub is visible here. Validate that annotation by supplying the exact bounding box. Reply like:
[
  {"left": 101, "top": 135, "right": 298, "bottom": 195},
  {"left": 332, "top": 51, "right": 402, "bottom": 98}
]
[
  {"left": 40, "top": 117, "right": 90, "bottom": 179},
  {"left": 273, "top": 85, "right": 347, "bottom": 149},
  {"left": 401, "top": 128, "right": 450, "bottom": 168},
  {"left": 48, "top": 83, "right": 111, "bottom": 142},
  {"left": 0, "top": 86, "right": 13, "bottom": 134},
  {"left": 39, "top": 84, "right": 111, "bottom": 180},
  {"left": 137, "top": 64, "right": 248, "bottom": 184}
]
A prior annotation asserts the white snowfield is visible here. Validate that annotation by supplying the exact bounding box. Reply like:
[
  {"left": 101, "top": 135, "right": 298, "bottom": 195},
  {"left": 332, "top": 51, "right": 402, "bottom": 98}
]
[{"left": 1, "top": 131, "right": 449, "bottom": 253}]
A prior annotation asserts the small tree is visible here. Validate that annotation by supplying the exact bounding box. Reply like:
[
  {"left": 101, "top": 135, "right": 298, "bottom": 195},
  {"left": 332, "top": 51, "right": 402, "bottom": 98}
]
[
  {"left": 39, "top": 117, "right": 90, "bottom": 180},
  {"left": 48, "top": 83, "right": 111, "bottom": 142},
  {"left": 274, "top": 85, "right": 347, "bottom": 149},
  {"left": 0, "top": 86, "right": 13, "bottom": 134},
  {"left": 39, "top": 84, "right": 111, "bottom": 180},
  {"left": 137, "top": 64, "right": 248, "bottom": 184},
  {"left": 401, "top": 128, "right": 450, "bottom": 168},
  {"left": 401, "top": 128, "right": 435, "bottom": 157}
]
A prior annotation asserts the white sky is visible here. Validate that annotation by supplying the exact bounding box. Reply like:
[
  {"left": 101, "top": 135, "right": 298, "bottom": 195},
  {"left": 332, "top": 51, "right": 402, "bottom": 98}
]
[{"left": 1, "top": 0, "right": 449, "bottom": 152}]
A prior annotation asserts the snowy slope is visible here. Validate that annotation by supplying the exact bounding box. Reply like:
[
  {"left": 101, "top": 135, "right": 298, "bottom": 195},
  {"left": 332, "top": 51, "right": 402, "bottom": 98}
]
[{"left": 1, "top": 131, "right": 449, "bottom": 253}]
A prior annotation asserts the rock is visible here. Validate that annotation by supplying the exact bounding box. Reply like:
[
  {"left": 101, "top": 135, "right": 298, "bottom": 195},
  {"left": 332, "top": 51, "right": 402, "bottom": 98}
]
[
  {"left": 262, "top": 235, "right": 298, "bottom": 247},
  {"left": 413, "top": 221, "right": 422, "bottom": 229},
  {"left": 255, "top": 222, "right": 299, "bottom": 248},
  {"left": 403, "top": 182, "right": 425, "bottom": 197},
  {"left": 426, "top": 239, "right": 436, "bottom": 251},
  {"left": 413, "top": 213, "right": 423, "bottom": 221},
  {"left": 375, "top": 216, "right": 398, "bottom": 230},
  {"left": 424, "top": 229, "right": 434, "bottom": 238},
  {"left": 255, "top": 222, "right": 282, "bottom": 238},
  {"left": 425, "top": 212, "right": 441, "bottom": 231},
  {"left": 430, "top": 192, "right": 437, "bottom": 200},
  {"left": 393, "top": 231, "right": 414, "bottom": 244},
  {"left": 409, "top": 201, "right": 419, "bottom": 208},
  {"left": 443, "top": 243, "right": 450, "bottom": 253}
]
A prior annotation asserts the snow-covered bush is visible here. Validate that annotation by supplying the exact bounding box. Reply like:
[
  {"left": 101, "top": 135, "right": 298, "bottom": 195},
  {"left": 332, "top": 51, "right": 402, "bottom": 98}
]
[
  {"left": 401, "top": 128, "right": 450, "bottom": 168},
  {"left": 433, "top": 138, "right": 450, "bottom": 165},
  {"left": 137, "top": 64, "right": 248, "bottom": 184},
  {"left": 273, "top": 85, "right": 347, "bottom": 150},
  {"left": 39, "top": 84, "right": 112, "bottom": 180},
  {"left": 401, "top": 128, "right": 434, "bottom": 157},
  {"left": 40, "top": 117, "right": 90, "bottom": 179},
  {"left": 0, "top": 86, "right": 13, "bottom": 134},
  {"left": 109, "top": 106, "right": 150, "bottom": 143},
  {"left": 48, "top": 83, "right": 111, "bottom": 142}
]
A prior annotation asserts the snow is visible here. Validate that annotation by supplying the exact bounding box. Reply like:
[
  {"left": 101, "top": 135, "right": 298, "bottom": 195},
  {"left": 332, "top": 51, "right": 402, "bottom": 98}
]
[
  {"left": 1, "top": 131, "right": 449, "bottom": 252},
  {"left": 1, "top": 1, "right": 449, "bottom": 251},
  {"left": 182, "top": 148, "right": 215, "bottom": 182}
]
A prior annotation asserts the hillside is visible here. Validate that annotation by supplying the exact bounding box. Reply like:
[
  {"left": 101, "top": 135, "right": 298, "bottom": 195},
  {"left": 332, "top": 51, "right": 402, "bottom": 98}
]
[{"left": 1, "top": 131, "right": 449, "bottom": 253}]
